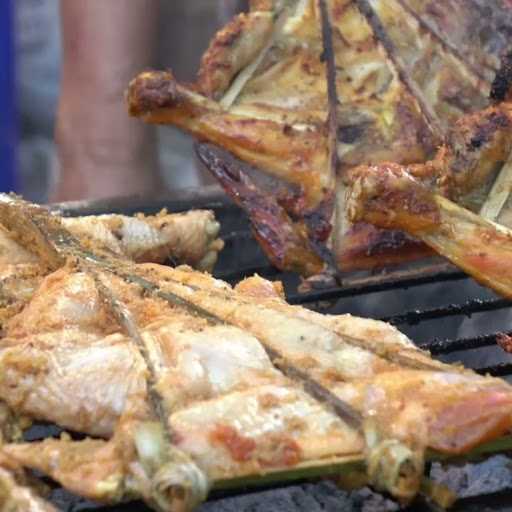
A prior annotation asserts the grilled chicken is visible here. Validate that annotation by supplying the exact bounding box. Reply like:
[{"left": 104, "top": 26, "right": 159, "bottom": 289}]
[
  {"left": 126, "top": 0, "right": 512, "bottom": 276},
  {"left": 0, "top": 198, "right": 224, "bottom": 329},
  {"left": 2, "top": 196, "right": 512, "bottom": 510},
  {"left": 348, "top": 162, "right": 512, "bottom": 300},
  {"left": 2, "top": 263, "right": 512, "bottom": 506},
  {"left": 0, "top": 197, "right": 223, "bottom": 272},
  {"left": 61, "top": 210, "right": 224, "bottom": 270},
  {"left": 0, "top": 463, "right": 56, "bottom": 512}
]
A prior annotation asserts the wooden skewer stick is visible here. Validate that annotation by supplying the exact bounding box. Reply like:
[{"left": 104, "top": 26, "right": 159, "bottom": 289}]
[{"left": 479, "top": 152, "right": 512, "bottom": 222}]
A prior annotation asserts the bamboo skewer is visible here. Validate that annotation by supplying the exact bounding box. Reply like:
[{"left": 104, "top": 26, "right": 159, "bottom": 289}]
[
  {"left": 353, "top": 0, "right": 445, "bottom": 141},
  {"left": 0, "top": 195, "right": 422, "bottom": 500},
  {"left": 220, "top": 8, "right": 289, "bottom": 109},
  {"left": 479, "top": 152, "right": 512, "bottom": 222},
  {"left": 211, "top": 434, "right": 512, "bottom": 507},
  {"left": 213, "top": 435, "right": 512, "bottom": 504},
  {"left": 88, "top": 268, "right": 210, "bottom": 512},
  {"left": 317, "top": 0, "right": 345, "bottom": 275}
]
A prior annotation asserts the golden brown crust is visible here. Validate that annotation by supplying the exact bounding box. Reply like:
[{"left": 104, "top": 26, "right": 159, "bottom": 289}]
[
  {"left": 126, "top": 1, "right": 512, "bottom": 277},
  {"left": 348, "top": 162, "right": 512, "bottom": 300},
  {"left": 348, "top": 163, "right": 441, "bottom": 233}
]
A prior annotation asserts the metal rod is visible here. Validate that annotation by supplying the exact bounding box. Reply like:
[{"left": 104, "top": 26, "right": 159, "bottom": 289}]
[
  {"left": 420, "top": 331, "right": 512, "bottom": 356},
  {"left": 381, "top": 298, "right": 512, "bottom": 326}
]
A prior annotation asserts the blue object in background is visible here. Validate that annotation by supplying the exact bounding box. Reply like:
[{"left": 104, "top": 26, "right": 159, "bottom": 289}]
[{"left": 0, "top": 0, "right": 18, "bottom": 193}]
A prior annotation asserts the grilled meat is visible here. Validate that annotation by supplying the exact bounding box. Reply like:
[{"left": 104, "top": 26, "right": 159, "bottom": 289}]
[
  {"left": 348, "top": 162, "right": 512, "bottom": 300},
  {"left": 126, "top": 0, "right": 512, "bottom": 276},
  {"left": 0, "top": 199, "right": 224, "bottom": 329},
  {"left": 0, "top": 463, "right": 56, "bottom": 512},
  {"left": 2, "top": 262, "right": 512, "bottom": 508},
  {"left": 1, "top": 196, "right": 512, "bottom": 510},
  {"left": 61, "top": 210, "right": 224, "bottom": 270}
]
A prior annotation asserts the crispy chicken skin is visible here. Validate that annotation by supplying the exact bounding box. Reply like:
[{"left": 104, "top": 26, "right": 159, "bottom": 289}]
[
  {"left": 197, "top": 10, "right": 274, "bottom": 99},
  {"left": 127, "top": 0, "right": 512, "bottom": 276}
]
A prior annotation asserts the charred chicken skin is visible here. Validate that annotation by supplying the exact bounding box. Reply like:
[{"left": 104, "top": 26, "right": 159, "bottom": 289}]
[
  {"left": 348, "top": 161, "right": 512, "bottom": 300},
  {"left": 1, "top": 196, "right": 512, "bottom": 511},
  {"left": 126, "top": 0, "right": 512, "bottom": 278}
]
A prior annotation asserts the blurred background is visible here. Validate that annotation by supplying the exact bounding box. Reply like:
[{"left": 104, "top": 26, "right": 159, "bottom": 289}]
[{"left": 3, "top": 0, "right": 245, "bottom": 202}]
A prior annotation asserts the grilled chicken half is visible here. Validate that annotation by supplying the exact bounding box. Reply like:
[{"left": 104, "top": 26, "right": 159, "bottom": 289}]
[
  {"left": 1, "top": 197, "right": 512, "bottom": 511},
  {"left": 0, "top": 197, "right": 223, "bottom": 329},
  {"left": 127, "top": 0, "right": 512, "bottom": 276}
]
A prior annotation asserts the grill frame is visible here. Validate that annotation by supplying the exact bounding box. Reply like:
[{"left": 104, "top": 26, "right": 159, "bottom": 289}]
[{"left": 45, "top": 188, "right": 512, "bottom": 511}]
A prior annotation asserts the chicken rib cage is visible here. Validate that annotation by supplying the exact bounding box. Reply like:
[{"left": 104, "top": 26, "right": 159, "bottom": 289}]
[
  {"left": 2, "top": 196, "right": 512, "bottom": 511},
  {"left": 126, "top": 0, "right": 512, "bottom": 284}
]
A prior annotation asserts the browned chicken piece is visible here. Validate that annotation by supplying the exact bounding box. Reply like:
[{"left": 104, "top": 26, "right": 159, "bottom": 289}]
[
  {"left": 0, "top": 195, "right": 223, "bottom": 272},
  {"left": 3, "top": 260, "right": 512, "bottom": 509},
  {"left": 2, "top": 197, "right": 512, "bottom": 510},
  {"left": 0, "top": 226, "right": 46, "bottom": 330},
  {"left": 0, "top": 226, "right": 38, "bottom": 268},
  {"left": 126, "top": 0, "right": 512, "bottom": 276},
  {"left": 62, "top": 210, "right": 224, "bottom": 271},
  {"left": 348, "top": 162, "right": 512, "bottom": 300}
]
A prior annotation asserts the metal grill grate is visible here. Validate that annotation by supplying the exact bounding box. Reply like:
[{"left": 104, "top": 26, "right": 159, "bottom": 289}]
[{"left": 47, "top": 188, "right": 512, "bottom": 511}]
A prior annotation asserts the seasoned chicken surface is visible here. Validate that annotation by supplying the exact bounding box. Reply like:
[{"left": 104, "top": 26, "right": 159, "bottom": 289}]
[
  {"left": 62, "top": 210, "right": 223, "bottom": 270},
  {"left": 127, "top": 0, "right": 512, "bottom": 277},
  {"left": 0, "top": 464, "right": 56, "bottom": 512},
  {"left": 1, "top": 264, "right": 512, "bottom": 498},
  {"left": 1, "top": 196, "right": 512, "bottom": 511},
  {"left": 348, "top": 162, "right": 512, "bottom": 300},
  {"left": 0, "top": 201, "right": 224, "bottom": 330}
]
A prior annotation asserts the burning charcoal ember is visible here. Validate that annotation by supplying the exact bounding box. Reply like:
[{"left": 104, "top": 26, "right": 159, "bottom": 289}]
[{"left": 201, "top": 483, "right": 399, "bottom": 512}]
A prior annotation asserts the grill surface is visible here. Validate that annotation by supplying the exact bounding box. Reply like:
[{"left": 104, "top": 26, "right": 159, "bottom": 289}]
[{"left": 45, "top": 188, "right": 512, "bottom": 511}]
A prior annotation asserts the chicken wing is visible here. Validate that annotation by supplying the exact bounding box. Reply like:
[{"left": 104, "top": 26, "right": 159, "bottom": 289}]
[
  {"left": 0, "top": 196, "right": 224, "bottom": 328},
  {"left": 62, "top": 210, "right": 223, "bottom": 270},
  {"left": 348, "top": 162, "right": 512, "bottom": 300}
]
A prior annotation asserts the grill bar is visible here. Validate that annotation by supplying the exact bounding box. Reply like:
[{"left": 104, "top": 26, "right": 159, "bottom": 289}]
[
  {"left": 288, "top": 262, "right": 465, "bottom": 303},
  {"left": 420, "top": 331, "right": 512, "bottom": 355},
  {"left": 381, "top": 298, "right": 512, "bottom": 326},
  {"left": 476, "top": 362, "right": 512, "bottom": 378}
]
